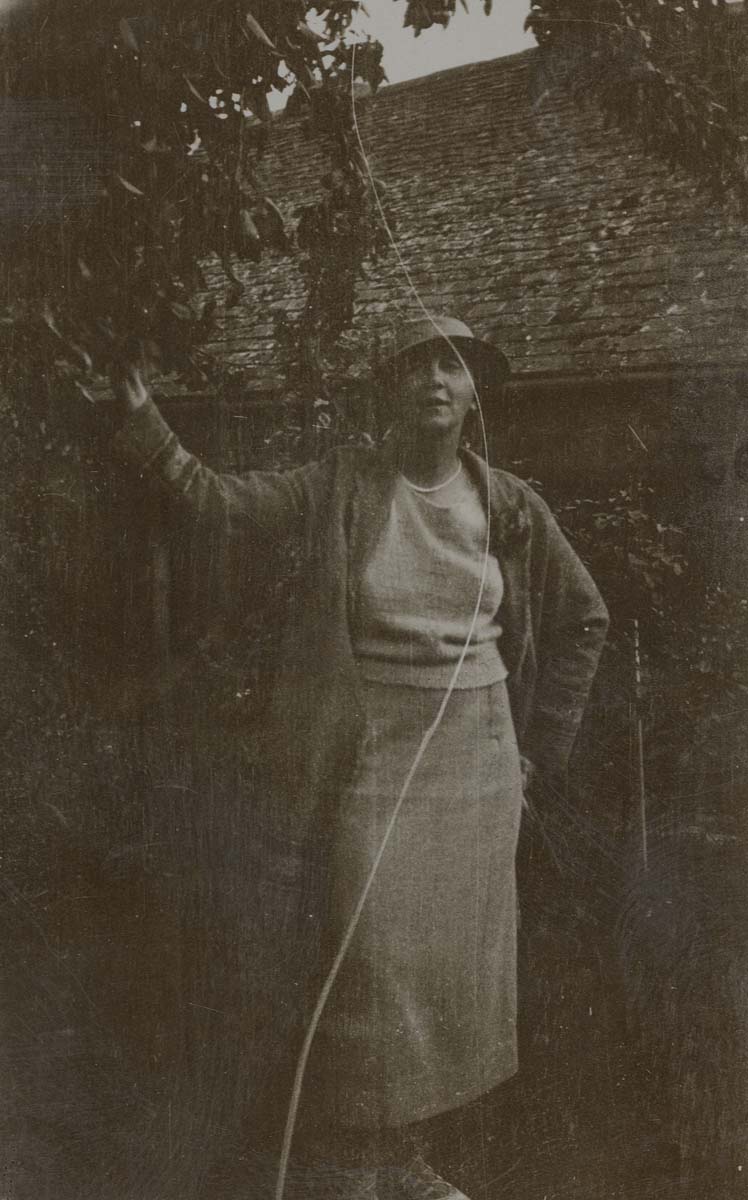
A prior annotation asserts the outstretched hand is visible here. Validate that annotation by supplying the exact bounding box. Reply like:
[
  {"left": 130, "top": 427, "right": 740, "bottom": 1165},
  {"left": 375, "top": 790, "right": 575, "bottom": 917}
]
[{"left": 109, "top": 361, "right": 151, "bottom": 415}]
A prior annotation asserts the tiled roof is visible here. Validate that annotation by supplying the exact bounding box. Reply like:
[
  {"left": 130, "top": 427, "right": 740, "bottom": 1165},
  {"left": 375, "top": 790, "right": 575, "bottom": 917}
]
[{"left": 201, "top": 48, "right": 748, "bottom": 389}]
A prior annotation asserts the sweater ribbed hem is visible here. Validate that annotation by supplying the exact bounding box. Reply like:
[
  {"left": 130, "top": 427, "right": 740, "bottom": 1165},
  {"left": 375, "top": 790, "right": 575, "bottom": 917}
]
[{"left": 356, "top": 646, "right": 508, "bottom": 689}]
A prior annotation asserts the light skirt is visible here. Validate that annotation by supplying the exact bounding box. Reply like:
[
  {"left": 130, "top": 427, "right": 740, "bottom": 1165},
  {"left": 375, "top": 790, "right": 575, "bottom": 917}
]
[{"left": 303, "top": 677, "right": 524, "bottom": 1130}]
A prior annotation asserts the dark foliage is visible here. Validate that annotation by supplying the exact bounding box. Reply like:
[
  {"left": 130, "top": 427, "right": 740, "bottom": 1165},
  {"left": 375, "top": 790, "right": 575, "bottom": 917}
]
[
  {"left": 402, "top": 0, "right": 494, "bottom": 34},
  {"left": 526, "top": 0, "right": 748, "bottom": 205},
  {"left": 0, "top": 0, "right": 388, "bottom": 391}
]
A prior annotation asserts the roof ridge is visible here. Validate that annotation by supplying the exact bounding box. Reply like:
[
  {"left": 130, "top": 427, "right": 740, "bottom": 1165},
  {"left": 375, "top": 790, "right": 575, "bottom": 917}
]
[
  {"left": 273, "top": 45, "right": 535, "bottom": 130},
  {"left": 363, "top": 45, "right": 535, "bottom": 102}
]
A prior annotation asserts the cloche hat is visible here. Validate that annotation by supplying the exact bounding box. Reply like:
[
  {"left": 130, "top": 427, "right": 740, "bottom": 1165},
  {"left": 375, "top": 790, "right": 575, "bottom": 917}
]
[{"left": 379, "top": 315, "right": 510, "bottom": 397}]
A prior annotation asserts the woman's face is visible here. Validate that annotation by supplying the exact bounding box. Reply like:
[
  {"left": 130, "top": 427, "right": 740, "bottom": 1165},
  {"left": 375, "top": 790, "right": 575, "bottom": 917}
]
[{"left": 395, "top": 341, "right": 477, "bottom": 438}]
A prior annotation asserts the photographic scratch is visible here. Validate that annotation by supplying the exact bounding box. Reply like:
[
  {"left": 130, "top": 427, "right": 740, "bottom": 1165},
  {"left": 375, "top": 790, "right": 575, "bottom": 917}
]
[{"left": 627, "top": 424, "right": 648, "bottom": 452}]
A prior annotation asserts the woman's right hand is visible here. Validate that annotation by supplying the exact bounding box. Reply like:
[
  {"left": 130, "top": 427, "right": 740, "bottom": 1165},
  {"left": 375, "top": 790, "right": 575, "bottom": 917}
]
[
  {"left": 110, "top": 362, "right": 150, "bottom": 415},
  {"left": 106, "top": 357, "right": 153, "bottom": 424}
]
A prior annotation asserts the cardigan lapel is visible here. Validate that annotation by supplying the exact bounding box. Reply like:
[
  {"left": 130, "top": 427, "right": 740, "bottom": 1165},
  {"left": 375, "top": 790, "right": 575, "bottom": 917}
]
[
  {"left": 345, "top": 447, "right": 400, "bottom": 631},
  {"left": 461, "top": 450, "right": 533, "bottom": 722}
]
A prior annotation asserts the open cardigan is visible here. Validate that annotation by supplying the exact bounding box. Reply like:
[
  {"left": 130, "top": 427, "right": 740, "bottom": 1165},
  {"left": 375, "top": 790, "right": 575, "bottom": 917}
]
[{"left": 113, "top": 403, "right": 609, "bottom": 1030}]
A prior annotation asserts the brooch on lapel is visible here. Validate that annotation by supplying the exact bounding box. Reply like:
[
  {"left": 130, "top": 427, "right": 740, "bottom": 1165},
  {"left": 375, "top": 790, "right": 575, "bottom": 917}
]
[{"left": 492, "top": 495, "right": 532, "bottom": 549}]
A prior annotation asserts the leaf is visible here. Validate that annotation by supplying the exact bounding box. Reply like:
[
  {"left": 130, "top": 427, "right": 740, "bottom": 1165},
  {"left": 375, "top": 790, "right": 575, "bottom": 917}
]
[
  {"left": 262, "top": 196, "right": 285, "bottom": 225},
  {"left": 240, "top": 208, "right": 261, "bottom": 245},
  {"left": 258, "top": 196, "right": 288, "bottom": 249},
  {"left": 71, "top": 381, "right": 96, "bottom": 406},
  {"left": 170, "top": 301, "right": 194, "bottom": 321},
  {"left": 42, "top": 306, "right": 63, "bottom": 339},
  {"left": 115, "top": 173, "right": 145, "bottom": 197},
  {"left": 237, "top": 214, "right": 263, "bottom": 263},
  {"left": 225, "top": 279, "right": 244, "bottom": 308},
  {"left": 183, "top": 75, "right": 207, "bottom": 104},
  {"left": 73, "top": 343, "right": 94, "bottom": 372},
  {"left": 118, "top": 17, "right": 139, "bottom": 53},
  {"left": 220, "top": 256, "right": 245, "bottom": 306},
  {"left": 294, "top": 21, "right": 325, "bottom": 46},
  {"left": 246, "top": 10, "right": 276, "bottom": 50}
]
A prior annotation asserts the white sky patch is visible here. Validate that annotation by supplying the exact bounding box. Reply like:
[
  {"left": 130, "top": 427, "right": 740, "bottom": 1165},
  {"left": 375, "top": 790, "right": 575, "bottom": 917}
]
[
  {"left": 271, "top": 1, "right": 534, "bottom": 110},
  {"left": 358, "top": 0, "right": 534, "bottom": 84}
]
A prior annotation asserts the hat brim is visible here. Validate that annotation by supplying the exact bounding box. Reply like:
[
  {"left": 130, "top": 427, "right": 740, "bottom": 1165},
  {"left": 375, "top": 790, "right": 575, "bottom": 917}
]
[{"left": 377, "top": 335, "right": 510, "bottom": 400}]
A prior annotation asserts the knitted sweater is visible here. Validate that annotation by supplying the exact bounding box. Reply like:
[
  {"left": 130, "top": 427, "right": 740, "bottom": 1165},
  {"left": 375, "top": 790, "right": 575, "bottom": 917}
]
[{"left": 353, "top": 475, "right": 507, "bottom": 688}]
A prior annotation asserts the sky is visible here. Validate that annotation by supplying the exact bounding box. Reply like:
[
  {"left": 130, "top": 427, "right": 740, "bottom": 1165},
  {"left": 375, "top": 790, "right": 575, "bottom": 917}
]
[
  {"left": 341, "top": 0, "right": 744, "bottom": 87},
  {"left": 358, "top": 0, "right": 535, "bottom": 85}
]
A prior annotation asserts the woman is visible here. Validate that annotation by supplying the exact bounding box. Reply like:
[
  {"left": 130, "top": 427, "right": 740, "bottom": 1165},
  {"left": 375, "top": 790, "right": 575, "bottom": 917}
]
[{"left": 111, "top": 316, "right": 608, "bottom": 1200}]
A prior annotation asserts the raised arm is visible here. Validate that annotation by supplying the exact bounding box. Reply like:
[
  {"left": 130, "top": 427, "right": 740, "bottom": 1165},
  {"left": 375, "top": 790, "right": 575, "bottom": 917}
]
[{"left": 109, "top": 366, "right": 323, "bottom": 547}]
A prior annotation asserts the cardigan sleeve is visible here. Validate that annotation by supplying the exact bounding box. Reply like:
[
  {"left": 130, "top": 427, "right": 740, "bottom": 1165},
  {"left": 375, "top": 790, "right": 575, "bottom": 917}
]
[
  {"left": 111, "top": 398, "right": 324, "bottom": 545},
  {"left": 522, "top": 491, "right": 609, "bottom": 779}
]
